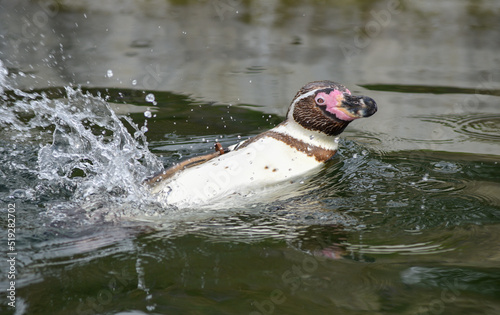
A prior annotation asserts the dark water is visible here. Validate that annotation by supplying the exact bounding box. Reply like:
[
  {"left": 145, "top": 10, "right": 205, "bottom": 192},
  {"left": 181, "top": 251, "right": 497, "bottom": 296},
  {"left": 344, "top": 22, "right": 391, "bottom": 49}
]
[{"left": 1, "top": 1, "right": 500, "bottom": 314}]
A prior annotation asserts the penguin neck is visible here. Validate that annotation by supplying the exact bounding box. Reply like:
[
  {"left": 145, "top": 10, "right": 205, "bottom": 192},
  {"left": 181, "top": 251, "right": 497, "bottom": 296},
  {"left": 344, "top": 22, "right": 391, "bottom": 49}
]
[{"left": 271, "top": 120, "right": 339, "bottom": 152}]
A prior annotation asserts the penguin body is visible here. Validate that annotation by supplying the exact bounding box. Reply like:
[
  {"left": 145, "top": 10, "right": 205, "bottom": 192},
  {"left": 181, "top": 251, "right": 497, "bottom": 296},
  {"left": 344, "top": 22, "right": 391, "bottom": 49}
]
[{"left": 148, "top": 81, "right": 377, "bottom": 208}]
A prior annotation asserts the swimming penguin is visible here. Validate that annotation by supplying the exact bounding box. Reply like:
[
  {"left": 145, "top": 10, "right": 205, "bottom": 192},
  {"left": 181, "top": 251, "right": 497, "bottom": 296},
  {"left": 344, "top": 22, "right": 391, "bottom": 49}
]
[{"left": 147, "top": 81, "right": 377, "bottom": 208}]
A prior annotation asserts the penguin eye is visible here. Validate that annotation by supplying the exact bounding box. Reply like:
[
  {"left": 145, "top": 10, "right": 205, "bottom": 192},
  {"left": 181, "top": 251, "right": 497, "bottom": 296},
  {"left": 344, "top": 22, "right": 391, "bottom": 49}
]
[{"left": 316, "top": 97, "right": 325, "bottom": 105}]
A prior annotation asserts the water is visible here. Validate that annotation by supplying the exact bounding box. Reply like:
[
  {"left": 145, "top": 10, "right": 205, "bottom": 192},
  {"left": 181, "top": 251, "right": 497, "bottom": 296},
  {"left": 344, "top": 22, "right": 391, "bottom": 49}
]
[{"left": 1, "top": 1, "right": 500, "bottom": 314}]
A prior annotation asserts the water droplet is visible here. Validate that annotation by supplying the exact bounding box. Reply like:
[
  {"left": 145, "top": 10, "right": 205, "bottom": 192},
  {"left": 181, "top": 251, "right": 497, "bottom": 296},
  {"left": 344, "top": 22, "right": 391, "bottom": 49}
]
[
  {"left": 132, "top": 79, "right": 137, "bottom": 86},
  {"left": 144, "top": 110, "right": 152, "bottom": 118},
  {"left": 145, "top": 93, "right": 155, "bottom": 102},
  {"left": 237, "top": 135, "right": 241, "bottom": 139},
  {"left": 422, "top": 173, "right": 429, "bottom": 181},
  {"left": 141, "top": 126, "right": 148, "bottom": 133},
  {"left": 353, "top": 153, "right": 358, "bottom": 158},
  {"left": 11, "top": 189, "right": 27, "bottom": 199},
  {"left": 309, "top": 135, "right": 314, "bottom": 140},
  {"left": 106, "top": 69, "right": 113, "bottom": 78}
]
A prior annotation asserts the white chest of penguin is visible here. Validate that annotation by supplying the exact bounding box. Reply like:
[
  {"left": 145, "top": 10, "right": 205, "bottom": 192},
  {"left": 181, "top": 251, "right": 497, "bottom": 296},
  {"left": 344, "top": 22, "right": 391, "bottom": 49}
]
[{"left": 151, "top": 133, "right": 338, "bottom": 207}]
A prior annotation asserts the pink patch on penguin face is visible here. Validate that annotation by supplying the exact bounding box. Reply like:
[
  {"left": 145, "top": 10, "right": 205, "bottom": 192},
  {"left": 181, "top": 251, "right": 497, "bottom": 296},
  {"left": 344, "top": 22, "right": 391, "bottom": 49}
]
[{"left": 314, "top": 89, "right": 356, "bottom": 121}]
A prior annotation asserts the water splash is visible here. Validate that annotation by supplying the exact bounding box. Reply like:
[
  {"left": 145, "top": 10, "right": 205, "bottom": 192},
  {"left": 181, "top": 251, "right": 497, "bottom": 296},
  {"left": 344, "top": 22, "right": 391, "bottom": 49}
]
[
  {"left": 36, "top": 88, "right": 162, "bottom": 201},
  {"left": 0, "top": 61, "right": 164, "bottom": 223},
  {"left": 0, "top": 60, "right": 7, "bottom": 95}
]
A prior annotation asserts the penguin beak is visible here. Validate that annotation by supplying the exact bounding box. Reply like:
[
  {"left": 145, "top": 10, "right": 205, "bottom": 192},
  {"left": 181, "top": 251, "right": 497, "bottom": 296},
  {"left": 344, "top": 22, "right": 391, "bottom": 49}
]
[{"left": 340, "top": 94, "right": 377, "bottom": 119}]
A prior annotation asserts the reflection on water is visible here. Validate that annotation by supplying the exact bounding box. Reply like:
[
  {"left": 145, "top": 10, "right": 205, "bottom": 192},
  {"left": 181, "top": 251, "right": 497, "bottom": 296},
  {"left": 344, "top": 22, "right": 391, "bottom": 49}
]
[{"left": 1, "top": 0, "right": 500, "bottom": 314}]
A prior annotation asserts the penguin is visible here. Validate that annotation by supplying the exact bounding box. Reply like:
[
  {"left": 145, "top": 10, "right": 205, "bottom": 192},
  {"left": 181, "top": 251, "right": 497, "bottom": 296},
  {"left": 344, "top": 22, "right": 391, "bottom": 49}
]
[{"left": 147, "top": 81, "right": 377, "bottom": 208}]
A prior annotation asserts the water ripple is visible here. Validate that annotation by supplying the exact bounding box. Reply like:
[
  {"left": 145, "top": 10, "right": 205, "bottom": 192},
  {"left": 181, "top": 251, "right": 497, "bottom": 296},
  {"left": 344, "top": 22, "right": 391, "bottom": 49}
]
[
  {"left": 409, "top": 176, "right": 466, "bottom": 193},
  {"left": 455, "top": 114, "right": 500, "bottom": 141},
  {"left": 346, "top": 241, "right": 453, "bottom": 255}
]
